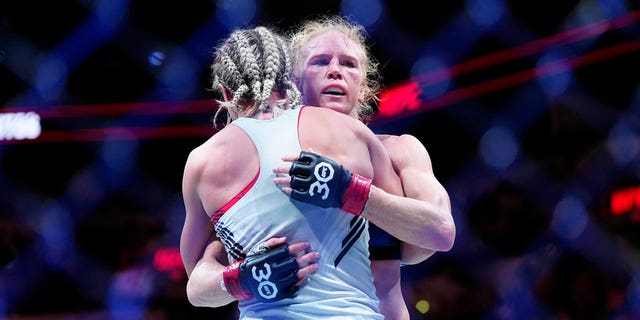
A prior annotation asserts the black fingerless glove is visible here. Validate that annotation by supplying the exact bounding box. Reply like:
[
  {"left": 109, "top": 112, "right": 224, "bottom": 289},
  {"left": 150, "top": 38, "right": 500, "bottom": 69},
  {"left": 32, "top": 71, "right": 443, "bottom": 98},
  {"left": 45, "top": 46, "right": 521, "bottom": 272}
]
[
  {"left": 222, "top": 245, "right": 299, "bottom": 302},
  {"left": 289, "top": 151, "right": 372, "bottom": 215}
]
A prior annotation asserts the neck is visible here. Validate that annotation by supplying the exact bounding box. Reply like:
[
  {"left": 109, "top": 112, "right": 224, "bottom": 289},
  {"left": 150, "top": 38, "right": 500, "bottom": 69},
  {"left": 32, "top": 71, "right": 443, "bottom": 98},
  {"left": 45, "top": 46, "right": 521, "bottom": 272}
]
[{"left": 249, "top": 105, "right": 286, "bottom": 120}]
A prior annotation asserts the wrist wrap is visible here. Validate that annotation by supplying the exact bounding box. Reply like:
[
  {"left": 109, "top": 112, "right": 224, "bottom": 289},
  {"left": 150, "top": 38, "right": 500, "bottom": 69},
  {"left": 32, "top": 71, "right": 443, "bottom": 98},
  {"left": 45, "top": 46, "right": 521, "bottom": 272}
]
[
  {"left": 341, "top": 173, "right": 372, "bottom": 215},
  {"left": 222, "top": 260, "right": 253, "bottom": 300}
]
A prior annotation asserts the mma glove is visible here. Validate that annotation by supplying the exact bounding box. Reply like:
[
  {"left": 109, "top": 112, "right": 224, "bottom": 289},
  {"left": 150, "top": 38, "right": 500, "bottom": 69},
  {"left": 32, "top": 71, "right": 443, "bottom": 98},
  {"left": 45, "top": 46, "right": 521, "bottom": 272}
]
[
  {"left": 289, "top": 151, "right": 372, "bottom": 215},
  {"left": 222, "top": 245, "right": 299, "bottom": 302}
]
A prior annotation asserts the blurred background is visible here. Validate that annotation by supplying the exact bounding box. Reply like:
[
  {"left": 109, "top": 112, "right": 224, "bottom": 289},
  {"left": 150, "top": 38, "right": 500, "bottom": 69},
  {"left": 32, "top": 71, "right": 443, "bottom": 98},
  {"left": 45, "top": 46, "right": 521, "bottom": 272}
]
[{"left": 2, "top": 0, "right": 640, "bottom": 319}]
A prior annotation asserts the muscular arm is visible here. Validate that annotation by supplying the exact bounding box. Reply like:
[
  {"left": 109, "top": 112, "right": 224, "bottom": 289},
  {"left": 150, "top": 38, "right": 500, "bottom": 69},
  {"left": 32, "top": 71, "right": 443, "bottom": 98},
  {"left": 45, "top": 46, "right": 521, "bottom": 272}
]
[
  {"left": 362, "top": 134, "right": 455, "bottom": 254},
  {"left": 180, "top": 149, "right": 213, "bottom": 276},
  {"left": 180, "top": 149, "right": 236, "bottom": 307},
  {"left": 276, "top": 128, "right": 454, "bottom": 251}
]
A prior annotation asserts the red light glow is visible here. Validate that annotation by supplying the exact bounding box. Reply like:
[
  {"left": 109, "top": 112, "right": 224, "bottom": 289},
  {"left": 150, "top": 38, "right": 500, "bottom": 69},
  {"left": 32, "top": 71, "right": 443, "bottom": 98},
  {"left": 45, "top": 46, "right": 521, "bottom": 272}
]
[
  {"left": 153, "top": 247, "right": 185, "bottom": 281},
  {"left": 610, "top": 186, "right": 640, "bottom": 216}
]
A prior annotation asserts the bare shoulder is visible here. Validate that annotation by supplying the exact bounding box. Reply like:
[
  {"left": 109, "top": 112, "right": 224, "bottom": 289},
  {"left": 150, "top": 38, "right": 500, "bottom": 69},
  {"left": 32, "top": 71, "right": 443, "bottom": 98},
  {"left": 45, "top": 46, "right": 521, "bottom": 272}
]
[
  {"left": 377, "top": 134, "right": 431, "bottom": 168},
  {"left": 184, "top": 124, "right": 258, "bottom": 216},
  {"left": 184, "top": 125, "right": 251, "bottom": 185},
  {"left": 185, "top": 131, "right": 229, "bottom": 171},
  {"left": 378, "top": 134, "right": 424, "bottom": 150},
  {"left": 183, "top": 139, "right": 210, "bottom": 182}
]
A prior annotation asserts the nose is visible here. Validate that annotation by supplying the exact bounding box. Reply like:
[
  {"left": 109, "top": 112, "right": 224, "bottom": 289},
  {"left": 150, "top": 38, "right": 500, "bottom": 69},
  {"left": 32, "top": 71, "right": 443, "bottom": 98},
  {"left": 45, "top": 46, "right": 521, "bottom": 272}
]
[{"left": 326, "top": 59, "right": 342, "bottom": 80}]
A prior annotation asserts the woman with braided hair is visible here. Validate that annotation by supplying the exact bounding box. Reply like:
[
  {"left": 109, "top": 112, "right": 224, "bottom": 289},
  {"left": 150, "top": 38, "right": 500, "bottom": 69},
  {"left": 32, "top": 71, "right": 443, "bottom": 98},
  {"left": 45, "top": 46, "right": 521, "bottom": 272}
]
[
  {"left": 209, "top": 26, "right": 301, "bottom": 125},
  {"left": 180, "top": 26, "right": 402, "bottom": 318}
]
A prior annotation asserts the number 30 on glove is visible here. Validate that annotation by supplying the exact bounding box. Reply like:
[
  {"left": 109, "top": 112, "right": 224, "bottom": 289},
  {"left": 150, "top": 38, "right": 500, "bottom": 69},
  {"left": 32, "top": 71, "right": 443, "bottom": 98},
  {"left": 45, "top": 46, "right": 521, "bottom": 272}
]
[
  {"left": 288, "top": 151, "right": 372, "bottom": 216},
  {"left": 222, "top": 246, "right": 299, "bottom": 302}
]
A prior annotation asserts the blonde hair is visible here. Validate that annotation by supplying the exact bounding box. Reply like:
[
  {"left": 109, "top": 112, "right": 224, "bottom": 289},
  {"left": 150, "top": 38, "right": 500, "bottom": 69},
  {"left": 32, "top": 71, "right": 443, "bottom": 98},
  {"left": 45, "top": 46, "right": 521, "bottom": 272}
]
[
  {"left": 290, "top": 16, "right": 380, "bottom": 121},
  {"left": 210, "top": 26, "right": 302, "bottom": 127}
]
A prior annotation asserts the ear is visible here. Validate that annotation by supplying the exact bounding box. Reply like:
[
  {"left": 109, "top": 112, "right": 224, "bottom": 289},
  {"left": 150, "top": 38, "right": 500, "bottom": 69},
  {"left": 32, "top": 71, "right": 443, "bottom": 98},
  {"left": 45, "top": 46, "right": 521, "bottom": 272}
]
[{"left": 220, "top": 84, "right": 233, "bottom": 102}]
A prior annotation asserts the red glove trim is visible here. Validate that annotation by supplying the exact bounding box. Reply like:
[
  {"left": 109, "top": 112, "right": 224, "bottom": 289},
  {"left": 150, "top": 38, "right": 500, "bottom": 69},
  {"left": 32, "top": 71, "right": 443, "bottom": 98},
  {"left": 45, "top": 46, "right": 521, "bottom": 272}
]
[
  {"left": 222, "top": 260, "right": 253, "bottom": 300},
  {"left": 341, "top": 173, "right": 372, "bottom": 216}
]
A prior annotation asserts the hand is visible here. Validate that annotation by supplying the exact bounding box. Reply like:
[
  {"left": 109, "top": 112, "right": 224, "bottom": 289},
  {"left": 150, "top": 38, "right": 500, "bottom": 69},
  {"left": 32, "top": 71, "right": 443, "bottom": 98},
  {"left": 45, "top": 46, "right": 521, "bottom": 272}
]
[
  {"left": 223, "top": 237, "right": 319, "bottom": 302},
  {"left": 273, "top": 151, "right": 372, "bottom": 215}
]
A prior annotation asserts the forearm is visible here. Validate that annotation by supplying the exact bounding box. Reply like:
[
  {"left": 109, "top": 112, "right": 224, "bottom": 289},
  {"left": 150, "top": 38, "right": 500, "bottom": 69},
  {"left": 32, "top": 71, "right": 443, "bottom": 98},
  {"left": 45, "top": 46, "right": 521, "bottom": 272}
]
[
  {"left": 186, "top": 258, "right": 235, "bottom": 307},
  {"left": 361, "top": 186, "right": 455, "bottom": 251},
  {"left": 184, "top": 239, "right": 236, "bottom": 308}
]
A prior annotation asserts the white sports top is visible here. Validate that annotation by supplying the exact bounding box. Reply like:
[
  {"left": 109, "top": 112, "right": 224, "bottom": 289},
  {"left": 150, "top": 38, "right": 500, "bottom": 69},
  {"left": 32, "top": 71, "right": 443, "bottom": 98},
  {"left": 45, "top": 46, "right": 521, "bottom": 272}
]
[{"left": 212, "top": 107, "right": 382, "bottom": 319}]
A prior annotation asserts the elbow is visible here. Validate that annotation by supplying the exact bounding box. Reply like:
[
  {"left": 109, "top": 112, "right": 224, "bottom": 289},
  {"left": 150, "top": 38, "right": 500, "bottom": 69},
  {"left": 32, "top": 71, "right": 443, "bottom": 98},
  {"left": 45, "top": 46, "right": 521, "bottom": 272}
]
[
  {"left": 186, "top": 278, "right": 214, "bottom": 308},
  {"left": 438, "top": 222, "right": 456, "bottom": 252},
  {"left": 421, "top": 217, "right": 456, "bottom": 252},
  {"left": 186, "top": 275, "right": 230, "bottom": 308},
  {"left": 186, "top": 279, "right": 202, "bottom": 307},
  {"left": 433, "top": 200, "right": 456, "bottom": 251}
]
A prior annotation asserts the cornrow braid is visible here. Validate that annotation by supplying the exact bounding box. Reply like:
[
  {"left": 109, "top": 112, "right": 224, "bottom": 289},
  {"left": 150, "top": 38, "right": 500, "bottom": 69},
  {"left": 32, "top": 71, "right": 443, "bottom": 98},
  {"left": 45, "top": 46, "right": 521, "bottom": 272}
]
[
  {"left": 255, "top": 27, "right": 281, "bottom": 109},
  {"left": 274, "top": 32, "right": 301, "bottom": 106},
  {"left": 215, "top": 51, "right": 245, "bottom": 93},
  {"left": 231, "top": 31, "right": 263, "bottom": 107}
]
